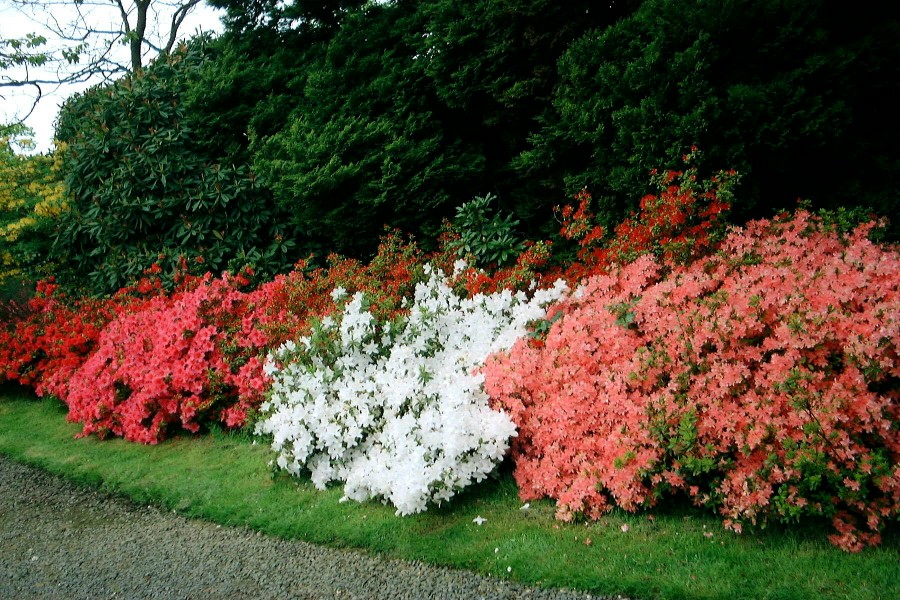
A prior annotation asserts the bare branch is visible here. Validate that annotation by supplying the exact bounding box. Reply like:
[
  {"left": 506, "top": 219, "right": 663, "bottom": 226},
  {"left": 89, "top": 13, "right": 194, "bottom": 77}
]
[
  {"left": 164, "top": 0, "right": 201, "bottom": 55},
  {"left": 2, "top": 0, "right": 220, "bottom": 132}
]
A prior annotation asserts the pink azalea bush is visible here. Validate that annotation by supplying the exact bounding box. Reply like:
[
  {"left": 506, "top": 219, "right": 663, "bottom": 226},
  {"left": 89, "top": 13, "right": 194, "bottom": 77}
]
[
  {"left": 483, "top": 211, "right": 899, "bottom": 551},
  {"left": 62, "top": 271, "right": 271, "bottom": 442}
]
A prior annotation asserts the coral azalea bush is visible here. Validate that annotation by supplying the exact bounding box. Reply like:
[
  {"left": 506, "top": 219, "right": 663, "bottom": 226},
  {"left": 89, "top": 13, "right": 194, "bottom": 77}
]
[{"left": 483, "top": 211, "right": 899, "bottom": 551}]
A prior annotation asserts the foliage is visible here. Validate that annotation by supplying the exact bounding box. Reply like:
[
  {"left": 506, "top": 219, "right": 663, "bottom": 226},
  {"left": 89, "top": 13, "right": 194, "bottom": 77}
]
[
  {"left": 257, "top": 264, "right": 567, "bottom": 515},
  {"left": 52, "top": 41, "right": 296, "bottom": 295},
  {"left": 0, "top": 33, "right": 48, "bottom": 70},
  {"left": 0, "top": 130, "right": 66, "bottom": 286},
  {"left": 229, "top": 0, "right": 642, "bottom": 257},
  {"left": 179, "top": 26, "right": 323, "bottom": 166},
  {"left": 252, "top": 1, "right": 485, "bottom": 257},
  {"left": 518, "top": 0, "right": 900, "bottom": 236},
  {"left": 484, "top": 211, "right": 900, "bottom": 551},
  {"left": 448, "top": 193, "right": 524, "bottom": 267},
  {"left": 205, "top": 0, "right": 899, "bottom": 256},
  {"left": 410, "top": 0, "right": 639, "bottom": 230},
  {"left": 210, "top": 0, "right": 367, "bottom": 35}
]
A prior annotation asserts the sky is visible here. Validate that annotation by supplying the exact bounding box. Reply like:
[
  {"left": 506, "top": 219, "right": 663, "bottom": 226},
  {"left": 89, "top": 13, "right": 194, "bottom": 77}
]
[{"left": 1, "top": 0, "right": 224, "bottom": 152}]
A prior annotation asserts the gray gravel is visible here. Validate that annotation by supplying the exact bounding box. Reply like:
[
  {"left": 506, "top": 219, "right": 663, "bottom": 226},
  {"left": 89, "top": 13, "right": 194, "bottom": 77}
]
[{"left": 0, "top": 456, "right": 625, "bottom": 600}]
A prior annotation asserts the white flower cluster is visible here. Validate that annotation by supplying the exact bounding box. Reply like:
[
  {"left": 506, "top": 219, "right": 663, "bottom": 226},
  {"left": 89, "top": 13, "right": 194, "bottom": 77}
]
[{"left": 256, "top": 265, "right": 567, "bottom": 515}]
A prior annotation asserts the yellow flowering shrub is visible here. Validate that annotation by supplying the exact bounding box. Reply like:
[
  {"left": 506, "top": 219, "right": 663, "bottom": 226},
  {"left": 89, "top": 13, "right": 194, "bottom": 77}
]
[{"left": 0, "top": 135, "right": 67, "bottom": 284}]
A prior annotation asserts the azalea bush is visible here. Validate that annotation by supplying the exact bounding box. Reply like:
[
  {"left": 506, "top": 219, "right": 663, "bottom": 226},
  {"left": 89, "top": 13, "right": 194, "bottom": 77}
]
[
  {"left": 483, "top": 210, "right": 900, "bottom": 551},
  {"left": 547, "top": 148, "right": 738, "bottom": 284},
  {"left": 61, "top": 270, "right": 270, "bottom": 443},
  {"left": 0, "top": 278, "right": 140, "bottom": 398},
  {"left": 257, "top": 264, "right": 568, "bottom": 515}
]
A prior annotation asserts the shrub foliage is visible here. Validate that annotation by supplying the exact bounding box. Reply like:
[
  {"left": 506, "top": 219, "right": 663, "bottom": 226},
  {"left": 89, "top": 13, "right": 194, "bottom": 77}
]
[{"left": 52, "top": 42, "right": 296, "bottom": 295}]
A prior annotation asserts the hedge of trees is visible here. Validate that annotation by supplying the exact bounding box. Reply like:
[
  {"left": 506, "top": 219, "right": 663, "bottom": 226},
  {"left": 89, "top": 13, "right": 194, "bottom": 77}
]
[{"left": 3, "top": 0, "right": 899, "bottom": 294}]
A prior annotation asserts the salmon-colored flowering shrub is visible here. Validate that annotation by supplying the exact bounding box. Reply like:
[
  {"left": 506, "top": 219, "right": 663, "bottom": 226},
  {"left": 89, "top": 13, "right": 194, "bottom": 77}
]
[{"left": 483, "top": 211, "right": 899, "bottom": 551}]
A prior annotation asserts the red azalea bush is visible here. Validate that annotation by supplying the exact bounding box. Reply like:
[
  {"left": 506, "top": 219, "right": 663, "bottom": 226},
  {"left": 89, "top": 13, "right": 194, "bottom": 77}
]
[
  {"left": 547, "top": 148, "right": 738, "bottom": 285},
  {"left": 0, "top": 277, "right": 160, "bottom": 398},
  {"left": 483, "top": 210, "right": 899, "bottom": 551}
]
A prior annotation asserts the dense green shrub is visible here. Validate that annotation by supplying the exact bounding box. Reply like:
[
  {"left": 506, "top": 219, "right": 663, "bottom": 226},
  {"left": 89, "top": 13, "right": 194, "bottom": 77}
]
[
  {"left": 52, "top": 41, "right": 298, "bottom": 295},
  {"left": 518, "top": 0, "right": 900, "bottom": 235},
  {"left": 448, "top": 194, "right": 524, "bottom": 267}
]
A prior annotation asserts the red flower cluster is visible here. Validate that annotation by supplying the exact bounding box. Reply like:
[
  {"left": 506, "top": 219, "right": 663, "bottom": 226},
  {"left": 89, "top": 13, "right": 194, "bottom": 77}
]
[
  {"left": 484, "top": 211, "right": 899, "bottom": 551},
  {"left": 549, "top": 152, "right": 738, "bottom": 284},
  {"left": 0, "top": 278, "right": 159, "bottom": 399}
]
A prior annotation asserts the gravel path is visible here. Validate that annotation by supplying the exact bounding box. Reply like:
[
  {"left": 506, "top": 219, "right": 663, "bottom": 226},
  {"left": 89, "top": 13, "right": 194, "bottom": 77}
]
[{"left": 0, "top": 456, "right": 623, "bottom": 600}]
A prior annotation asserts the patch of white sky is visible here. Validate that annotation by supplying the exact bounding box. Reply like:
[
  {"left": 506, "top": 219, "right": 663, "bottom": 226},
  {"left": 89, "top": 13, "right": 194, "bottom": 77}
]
[{"left": 1, "top": 0, "right": 224, "bottom": 153}]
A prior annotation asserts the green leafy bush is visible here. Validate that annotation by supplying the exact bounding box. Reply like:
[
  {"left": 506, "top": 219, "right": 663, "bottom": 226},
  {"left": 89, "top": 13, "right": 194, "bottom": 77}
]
[
  {"left": 52, "top": 40, "right": 297, "bottom": 294},
  {"left": 251, "top": 3, "right": 486, "bottom": 258},
  {"left": 449, "top": 194, "right": 524, "bottom": 267}
]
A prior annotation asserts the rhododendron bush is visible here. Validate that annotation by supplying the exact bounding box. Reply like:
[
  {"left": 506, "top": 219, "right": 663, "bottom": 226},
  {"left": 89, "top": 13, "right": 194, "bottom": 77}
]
[
  {"left": 483, "top": 211, "right": 899, "bottom": 551},
  {"left": 256, "top": 264, "right": 568, "bottom": 515}
]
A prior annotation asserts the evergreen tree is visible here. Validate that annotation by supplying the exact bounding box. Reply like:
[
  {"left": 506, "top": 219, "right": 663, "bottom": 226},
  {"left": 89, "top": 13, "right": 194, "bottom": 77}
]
[
  {"left": 252, "top": 1, "right": 485, "bottom": 256},
  {"left": 518, "top": 0, "right": 900, "bottom": 233}
]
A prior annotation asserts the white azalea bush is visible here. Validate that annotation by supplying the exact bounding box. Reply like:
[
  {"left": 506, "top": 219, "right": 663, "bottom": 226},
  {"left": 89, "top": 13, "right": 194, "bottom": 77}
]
[{"left": 256, "top": 264, "right": 567, "bottom": 515}]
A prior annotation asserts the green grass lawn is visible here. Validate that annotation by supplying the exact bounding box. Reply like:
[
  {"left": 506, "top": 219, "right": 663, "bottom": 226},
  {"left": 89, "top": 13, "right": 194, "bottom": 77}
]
[{"left": 1, "top": 386, "right": 897, "bottom": 600}]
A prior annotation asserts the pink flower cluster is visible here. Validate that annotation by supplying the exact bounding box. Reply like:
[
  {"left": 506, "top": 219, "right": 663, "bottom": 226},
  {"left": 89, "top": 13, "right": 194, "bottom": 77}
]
[
  {"left": 484, "top": 211, "right": 899, "bottom": 551},
  {"left": 61, "top": 273, "right": 270, "bottom": 442}
]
